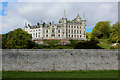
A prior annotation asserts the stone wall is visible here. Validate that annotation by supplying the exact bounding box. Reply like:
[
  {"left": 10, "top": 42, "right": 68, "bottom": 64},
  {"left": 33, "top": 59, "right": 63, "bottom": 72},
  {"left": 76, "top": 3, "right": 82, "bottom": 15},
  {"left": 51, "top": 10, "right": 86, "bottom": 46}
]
[{"left": 1, "top": 49, "right": 119, "bottom": 71}]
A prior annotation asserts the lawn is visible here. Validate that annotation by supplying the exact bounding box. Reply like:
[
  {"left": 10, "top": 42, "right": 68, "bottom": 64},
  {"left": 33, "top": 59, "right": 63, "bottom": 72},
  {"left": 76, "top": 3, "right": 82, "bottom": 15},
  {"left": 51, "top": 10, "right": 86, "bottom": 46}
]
[
  {"left": 43, "top": 40, "right": 61, "bottom": 46},
  {"left": 2, "top": 70, "right": 118, "bottom": 78},
  {"left": 97, "top": 39, "right": 113, "bottom": 49}
]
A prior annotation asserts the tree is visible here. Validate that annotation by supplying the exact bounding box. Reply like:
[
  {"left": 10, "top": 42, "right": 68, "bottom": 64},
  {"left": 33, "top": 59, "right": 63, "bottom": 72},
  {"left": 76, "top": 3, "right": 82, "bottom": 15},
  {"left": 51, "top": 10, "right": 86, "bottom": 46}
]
[
  {"left": 2, "top": 28, "right": 36, "bottom": 49},
  {"left": 86, "top": 32, "right": 91, "bottom": 39},
  {"left": 91, "top": 21, "right": 111, "bottom": 39},
  {"left": 110, "top": 22, "right": 120, "bottom": 43}
]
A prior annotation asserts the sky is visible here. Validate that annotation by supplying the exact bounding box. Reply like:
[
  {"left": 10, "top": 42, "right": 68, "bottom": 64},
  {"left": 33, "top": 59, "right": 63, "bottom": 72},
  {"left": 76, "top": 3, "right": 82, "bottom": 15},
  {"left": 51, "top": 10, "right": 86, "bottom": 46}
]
[{"left": 0, "top": 0, "right": 119, "bottom": 34}]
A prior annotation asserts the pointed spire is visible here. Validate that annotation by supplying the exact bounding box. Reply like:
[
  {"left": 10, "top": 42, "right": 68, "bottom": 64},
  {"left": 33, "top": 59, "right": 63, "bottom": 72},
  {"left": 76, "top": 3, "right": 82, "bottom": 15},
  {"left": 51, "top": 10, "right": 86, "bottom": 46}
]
[
  {"left": 25, "top": 22, "right": 27, "bottom": 26},
  {"left": 76, "top": 13, "right": 81, "bottom": 19},
  {"left": 41, "top": 19, "right": 42, "bottom": 24},
  {"left": 64, "top": 10, "right": 66, "bottom": 18},
  {"left": 77, "top": 13, "right": 80, "bottom": 17}
]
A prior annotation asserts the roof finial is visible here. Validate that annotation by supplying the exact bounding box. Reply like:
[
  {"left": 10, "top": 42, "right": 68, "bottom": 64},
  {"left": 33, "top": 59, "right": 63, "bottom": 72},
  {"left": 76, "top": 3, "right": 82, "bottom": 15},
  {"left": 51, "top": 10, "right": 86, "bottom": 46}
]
[
  {"left": 25, "top": 22, "right": 27, "bottom": 26},
  {"left": 77, "top": 13, "right": 79, "bottom": 16},
  {"left": 41, "top": 19, "right": 42, "bottom": 24},
  {"left": 64, "top": 10, "right": 66, "bottom": 18}
]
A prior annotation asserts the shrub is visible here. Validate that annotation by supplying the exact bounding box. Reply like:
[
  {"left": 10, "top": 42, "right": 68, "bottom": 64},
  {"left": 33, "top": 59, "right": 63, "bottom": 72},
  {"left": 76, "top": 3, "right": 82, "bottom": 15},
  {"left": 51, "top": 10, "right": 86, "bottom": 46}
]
[{"left": 74, "top": 40, "right": 102, "bottom": 49}]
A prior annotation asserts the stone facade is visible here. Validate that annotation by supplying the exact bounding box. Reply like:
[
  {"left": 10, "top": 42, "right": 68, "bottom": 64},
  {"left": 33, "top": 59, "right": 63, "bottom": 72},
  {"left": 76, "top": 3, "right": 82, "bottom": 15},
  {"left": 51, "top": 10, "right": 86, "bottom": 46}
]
[
  {"left": 2, "top": 49, "right": 118, "bottom": 71},
  {"left": 24, "top": 11, "right": 86, "bottom": 40}
]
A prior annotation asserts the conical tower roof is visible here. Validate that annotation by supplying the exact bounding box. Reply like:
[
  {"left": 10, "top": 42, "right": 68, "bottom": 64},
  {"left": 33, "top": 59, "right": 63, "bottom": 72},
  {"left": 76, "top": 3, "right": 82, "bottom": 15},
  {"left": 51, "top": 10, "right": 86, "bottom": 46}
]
[
  {"left": 76, "top": 13, "right": 81, "bottom": 19},
  {"left": 75, "top": 13, "right": 81, "bottom": 22}
]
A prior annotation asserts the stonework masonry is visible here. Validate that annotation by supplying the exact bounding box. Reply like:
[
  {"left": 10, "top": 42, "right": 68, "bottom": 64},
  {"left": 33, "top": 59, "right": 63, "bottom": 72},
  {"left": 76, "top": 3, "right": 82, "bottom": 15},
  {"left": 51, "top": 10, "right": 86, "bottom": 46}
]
[
  {"left": 1, "top": 49, "right": 119, "bottom": 71},
  {"left": 24, "top": 11, "right": 86, "bottom": 40}
]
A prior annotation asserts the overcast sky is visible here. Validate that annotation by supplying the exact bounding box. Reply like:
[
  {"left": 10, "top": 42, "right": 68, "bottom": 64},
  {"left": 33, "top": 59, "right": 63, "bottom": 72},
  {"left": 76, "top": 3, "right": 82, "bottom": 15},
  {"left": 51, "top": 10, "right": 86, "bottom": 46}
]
[{"left": 0, "top": 0, "right": 119, "bottom": 34}]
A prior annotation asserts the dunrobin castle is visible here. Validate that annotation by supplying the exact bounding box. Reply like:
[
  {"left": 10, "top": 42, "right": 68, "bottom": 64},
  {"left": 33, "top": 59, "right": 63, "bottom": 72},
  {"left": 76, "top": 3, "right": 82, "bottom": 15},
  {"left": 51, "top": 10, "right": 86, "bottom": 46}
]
[{"left": 24, "top": 11, "right": 86, "bottom": 40}]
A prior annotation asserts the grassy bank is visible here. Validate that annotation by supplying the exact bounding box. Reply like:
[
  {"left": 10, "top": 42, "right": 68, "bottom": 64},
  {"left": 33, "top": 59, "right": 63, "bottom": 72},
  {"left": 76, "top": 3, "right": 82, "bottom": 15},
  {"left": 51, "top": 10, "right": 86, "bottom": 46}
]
[{"left": 2, "top": 70, "right": 118, "bottom": 78}]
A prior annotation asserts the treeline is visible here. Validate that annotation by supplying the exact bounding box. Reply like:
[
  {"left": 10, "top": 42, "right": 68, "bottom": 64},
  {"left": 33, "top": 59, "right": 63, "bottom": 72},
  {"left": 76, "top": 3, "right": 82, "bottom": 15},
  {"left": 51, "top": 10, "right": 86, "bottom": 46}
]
[
  {"left": 91, "top": 21, "right": 120, "bottom": 43},
  {"left": 84, "top": 21, "right": 120, "bottom": 49},
  {"left": 1, "top": 21, "right": 120, "bottom": 49}
]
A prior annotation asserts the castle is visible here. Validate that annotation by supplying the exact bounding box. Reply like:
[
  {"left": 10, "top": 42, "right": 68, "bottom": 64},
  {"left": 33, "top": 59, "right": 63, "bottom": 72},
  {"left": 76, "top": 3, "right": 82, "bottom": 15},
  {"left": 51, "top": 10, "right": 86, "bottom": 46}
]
[{"left": 24, "top": 11, "right": 86, "bottom": 40}]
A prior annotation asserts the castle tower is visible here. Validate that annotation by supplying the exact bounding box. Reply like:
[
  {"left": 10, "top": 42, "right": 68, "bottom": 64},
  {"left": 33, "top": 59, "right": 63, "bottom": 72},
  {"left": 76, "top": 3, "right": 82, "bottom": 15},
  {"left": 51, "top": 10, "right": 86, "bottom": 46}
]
[
  {"left": 62, "top": 10, "right": 67, "bottom": 39},
  {"left": 82, "top": 12, "right": 86, "bottom": 40}
]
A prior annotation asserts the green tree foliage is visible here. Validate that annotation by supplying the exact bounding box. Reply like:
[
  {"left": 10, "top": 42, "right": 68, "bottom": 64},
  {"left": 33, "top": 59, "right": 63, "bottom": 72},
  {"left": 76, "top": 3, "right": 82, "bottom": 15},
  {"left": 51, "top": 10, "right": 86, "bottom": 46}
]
[
  {"left": 86, "top": 32, "right": 91, "bottom": 39},
  {"left": 91, "top": 21, "right": 111, "bottom": 39},
  {"left": 2, "top": 28, "right": 36, "bottom": 49},
  {"left": 110, "top": 22, "right": 120, "bottom": 43},
  {"left": 74, "top": 40, "right": 102, "bottom": 49}
]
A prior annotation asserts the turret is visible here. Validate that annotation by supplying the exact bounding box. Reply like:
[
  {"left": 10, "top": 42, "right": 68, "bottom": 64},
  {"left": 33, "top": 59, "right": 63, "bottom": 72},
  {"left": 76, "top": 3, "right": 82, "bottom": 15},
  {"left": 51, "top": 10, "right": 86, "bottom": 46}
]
[
  {"left": 61, "top": 10, "right": 67, "bottom": 39},
  {"left": 75, "top": 13, "right": 81, "bottom": 22}
]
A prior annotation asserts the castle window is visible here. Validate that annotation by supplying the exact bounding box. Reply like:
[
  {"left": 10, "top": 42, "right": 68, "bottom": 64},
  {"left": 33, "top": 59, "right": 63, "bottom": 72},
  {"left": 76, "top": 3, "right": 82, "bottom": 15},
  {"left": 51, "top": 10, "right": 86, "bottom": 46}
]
[
  {"left": 39, "top": 29, "right": 40, "bottom": 31},
  {"left": 74, "top": 26, "right": 76, "bottom": 28},
  {"left": 52, "top": 30, "right": 54, "bottom": 33},
  {"left": 69, "top": 35, "right": 70, "bottom": 37},
  {"left": 80, "top": 26, "right": 81, "bottom": 28},
  {"left": 71, "top": 30, "right": 73, "bottom": 33},
  {"left": 80, "top": 30, "right": 81, "bottom": 34},
  {"left": 46, "top": 35, "right": 48, "bottom": 37},
  {"left": 38, "top": 35, "right": 40, "bottom": 37},
  {"left": 80, "top": 35, "right": 81, "bottom": 37},
  {"left": 33, "top": 33, "right": 35, "bottom": 37},
  {"left": 46, "top": 30, "right": 48, "bottom": 33},
  {"left": 74, "top": 30, "right": 76, "bottom": 33},
  {"left": 36, "top": 30, "right": 37, "bottom": 31},
  {"left": 77, "top": 35, "right": 79, "bottom": 37},
  {"left": 58, "top": 30, "right": 60, "bottom": 33},
  {"left": 58, "top": 34, "right": 60, "bottom": 37},
  {"left": 77, "top": 30, "right": 79, "bottom": 34},
  {"left": 77, "top": 26, "right": 78, "bottom": 28},
  {"left": 74, "top": 35, "right": 76, "bottom": 37},
  {"left": 72, "top": 35, "right": 73, "bottom": 37},
  {"left": 84, "top": 31, "right": 86, "bottom": 35},
  {"left": 51, "top": 34, "right": 55, "bottom": 37},
  {"left": 69, "top": 25, "right": 70, "bottom": 28},
  {"left": 69, "top": 30, "right": 70, "bottom": 33},
  {"left": 36, "top": 33, "right": 37, "bottom": 37},
  {"left": 71, "top": 26, "right": 73, "bottom": 28}
]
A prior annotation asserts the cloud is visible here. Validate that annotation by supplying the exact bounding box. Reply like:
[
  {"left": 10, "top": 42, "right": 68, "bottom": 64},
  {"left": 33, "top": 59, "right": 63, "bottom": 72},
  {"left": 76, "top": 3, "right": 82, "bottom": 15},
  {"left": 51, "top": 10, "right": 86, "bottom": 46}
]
[
  {"left": 1, "top": 2, "right": 118, "bottom": 34},
  {"left": 4, "top": 0, "right": 119, "bottom": 2}
]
